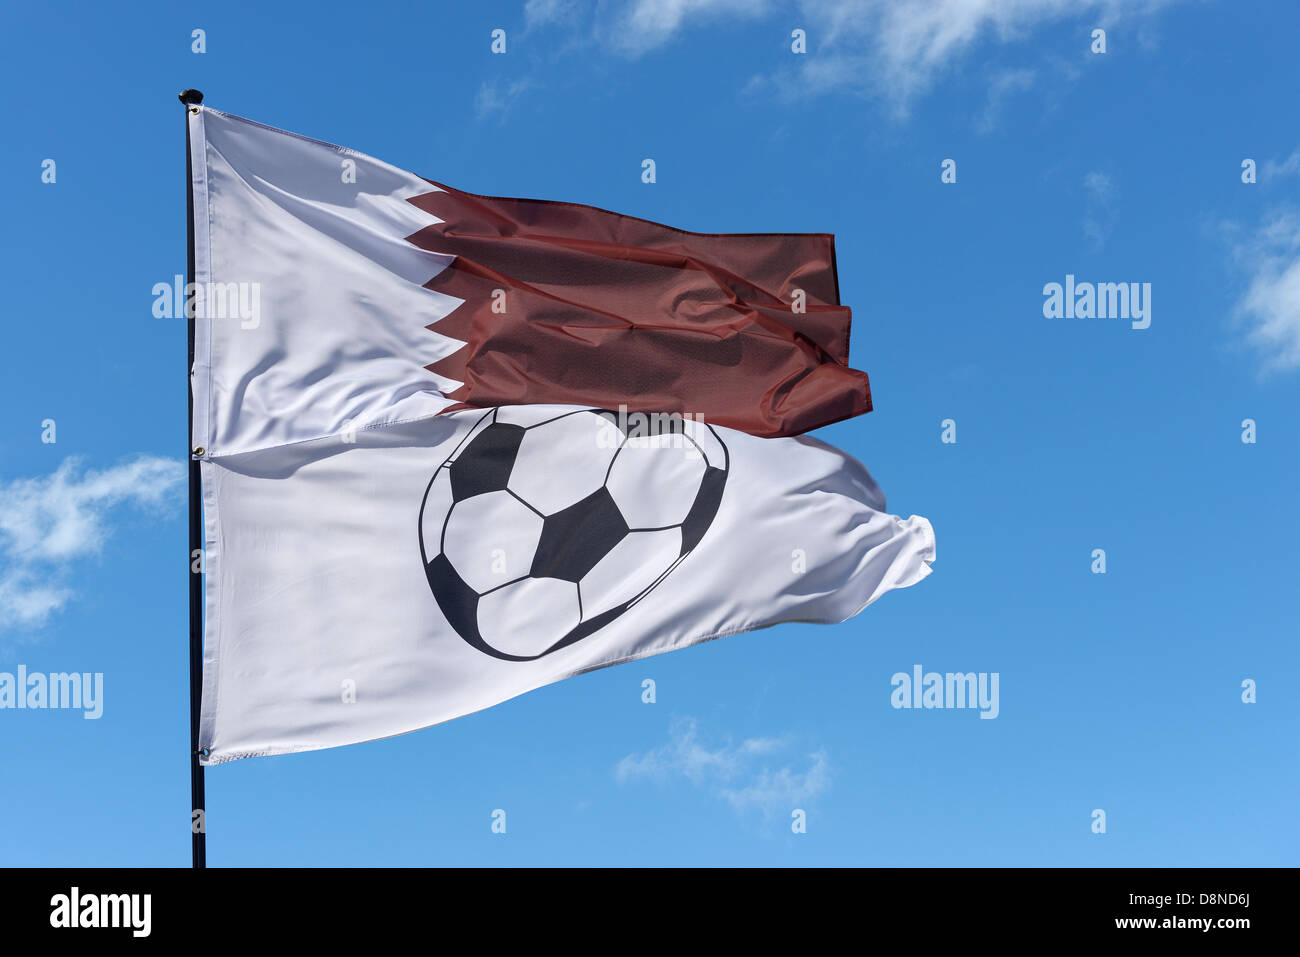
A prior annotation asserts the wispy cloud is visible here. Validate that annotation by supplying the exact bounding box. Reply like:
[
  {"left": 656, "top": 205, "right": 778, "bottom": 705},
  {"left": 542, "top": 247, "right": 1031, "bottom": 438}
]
[
  {"left": 779, "top": 0, "right": 1182, "bottom": 112},
  {"left": 615, "top": 716, "right": 830, "bottom": 818},
  {"left": 475, "top": 78, "right": 537, "bottom": 121},
  {"left": 1261, "top": 147, "right": 1300, "bottom": 182},
  {"left": 526, "top": 0, "right": 776, "bottom": 57},
  {"left": 524, "top": 0, "right": 581, "bottom": 29},
  {"left": 1082, "top": 169, "right": 1116, "bottom": 247},
  {"left": 975, "top": 67, "right": 1036, "bottom": 133},
  {"left": 525, "top": 0, "right": 1186, "bottom": 117},
  {"left": 0, "top": 456, "right": 184, "bottom": 634},
  {"left": 606, "top": 0, "right": 775, "bottom": 55},
  {"left": 1230, "top": 208, "right": 1300, "bottom": 373}
]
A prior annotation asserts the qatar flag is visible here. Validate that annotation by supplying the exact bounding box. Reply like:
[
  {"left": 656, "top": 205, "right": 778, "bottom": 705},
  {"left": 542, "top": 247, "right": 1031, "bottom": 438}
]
[{"left": 188, "top": 105, "right": 933, "bottom": 764}]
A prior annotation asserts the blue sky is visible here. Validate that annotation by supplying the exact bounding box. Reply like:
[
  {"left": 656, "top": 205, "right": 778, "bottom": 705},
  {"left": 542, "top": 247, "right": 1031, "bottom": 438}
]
[{"left": 1, "top": 0, "right": 1297, "bottom": 866}]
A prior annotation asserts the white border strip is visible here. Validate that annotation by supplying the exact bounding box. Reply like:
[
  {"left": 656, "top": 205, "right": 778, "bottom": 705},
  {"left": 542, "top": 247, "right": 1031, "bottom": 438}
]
[{"left": 188, "top": 105, "right": 213, "bottom": 452}]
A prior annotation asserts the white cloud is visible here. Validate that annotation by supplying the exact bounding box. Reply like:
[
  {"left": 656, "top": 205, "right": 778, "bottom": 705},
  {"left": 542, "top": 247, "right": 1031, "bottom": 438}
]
[
  {"left": 1261, "top": 147, "right": 1300, "bottom": 181},
  {"left": 974, "top": 67, "right": 1036, "bottom": 133},
  {"left": 529, "top": 1, "right": 1185, "bottom": 115},
  {"left": 1232, "top": 209, "right": 1300, "bottom": 372},
  {"left": 795, "top": 0, "right": 1180, "bottom": 108},
  {"left": 716, "top": 751, "right": 831, "bottom": 814},
  {"left": 524, "top": 0, "right": 775, "bottom": 56},
  {"left": 1083, "top": 170, "right": 1112, "bottom": 198},
  {"left": 606, "top": 0, "right": 775, "bottom": 54},
  {"left": 525, "top": 0, "right": 581, "bottom": 27},
  {"left": 1082, "top": 169, "right": 1116, "bottom": 247},
  {"left": 615, "top": 716, "right": 830, "bottom": 818},
  {"left": 0, "top": 456, "right": 184, "bottom": 633},
  {"left": 475, "top": 78, "right": 537, "bottom": 121}
]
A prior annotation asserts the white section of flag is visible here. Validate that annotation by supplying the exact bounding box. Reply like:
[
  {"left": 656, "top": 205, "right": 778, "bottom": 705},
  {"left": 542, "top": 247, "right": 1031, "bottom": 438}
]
[
  {"left": 190, "top": 107, "right": 464, "bottom": 457},
  {"left": 198, "top": 410, "right": 933, "bottom": 764}
]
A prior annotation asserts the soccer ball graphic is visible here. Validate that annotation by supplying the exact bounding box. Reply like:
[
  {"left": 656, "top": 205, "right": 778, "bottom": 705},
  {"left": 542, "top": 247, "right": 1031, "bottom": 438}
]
[{"left": 419, "top": 406, "right": 729, "bottom": 661}]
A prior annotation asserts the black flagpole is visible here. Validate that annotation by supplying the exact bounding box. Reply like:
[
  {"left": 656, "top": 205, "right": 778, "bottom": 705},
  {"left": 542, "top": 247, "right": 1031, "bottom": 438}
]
[{"left": 180, "top": 88, "right": 207, "bottom": 869}]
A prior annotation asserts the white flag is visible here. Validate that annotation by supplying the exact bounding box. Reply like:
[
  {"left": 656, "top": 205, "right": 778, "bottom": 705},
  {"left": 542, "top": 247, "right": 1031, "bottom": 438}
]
[{"left": 189, "top": 107, "right": 935, "bottom": 764}]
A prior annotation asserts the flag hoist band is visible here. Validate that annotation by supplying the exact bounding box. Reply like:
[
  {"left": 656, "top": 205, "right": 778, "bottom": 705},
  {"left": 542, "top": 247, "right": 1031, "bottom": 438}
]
[{"left": 182, "top": 93, "right": 935, "bottom": 867}]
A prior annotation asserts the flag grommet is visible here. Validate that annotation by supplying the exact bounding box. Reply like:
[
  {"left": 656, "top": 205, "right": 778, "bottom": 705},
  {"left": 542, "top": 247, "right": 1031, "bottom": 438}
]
[
  {"left": 189, "top": 107, "right": 199, "bottom": 114},
  {"left": 193, "top": 447, "right": 205, "bottom": 457},
  {"left": 197, "top": 747, "right": 211, "bottom": 758}
]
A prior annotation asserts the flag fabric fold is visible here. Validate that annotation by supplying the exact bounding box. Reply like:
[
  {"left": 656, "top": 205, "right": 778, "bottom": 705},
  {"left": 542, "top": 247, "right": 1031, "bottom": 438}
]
[{"left": 188, "top": 106, "right": 933, "bottom": 765}]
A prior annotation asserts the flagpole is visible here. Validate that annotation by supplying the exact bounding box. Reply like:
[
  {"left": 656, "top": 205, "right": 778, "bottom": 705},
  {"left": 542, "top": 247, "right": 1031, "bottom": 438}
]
[{"left": 180, "top": 87, "right": 207, "bottom": 869}]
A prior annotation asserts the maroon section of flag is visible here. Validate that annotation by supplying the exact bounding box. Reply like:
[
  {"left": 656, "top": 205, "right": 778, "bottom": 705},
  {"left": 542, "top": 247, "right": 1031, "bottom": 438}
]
[{"left": 404, "top": 183, "right": 871, "bottom": 437}]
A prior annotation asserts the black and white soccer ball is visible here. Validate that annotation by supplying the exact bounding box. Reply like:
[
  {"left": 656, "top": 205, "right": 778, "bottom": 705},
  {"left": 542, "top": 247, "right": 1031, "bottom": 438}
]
[{"left": 419, "top": 407, "right": 729, "bottom": 661}]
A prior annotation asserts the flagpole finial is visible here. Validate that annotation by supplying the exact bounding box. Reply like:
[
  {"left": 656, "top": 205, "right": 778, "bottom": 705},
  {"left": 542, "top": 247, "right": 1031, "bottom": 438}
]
[{"left": 178, "top": 89, "right": 204, "bottom": 106}]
